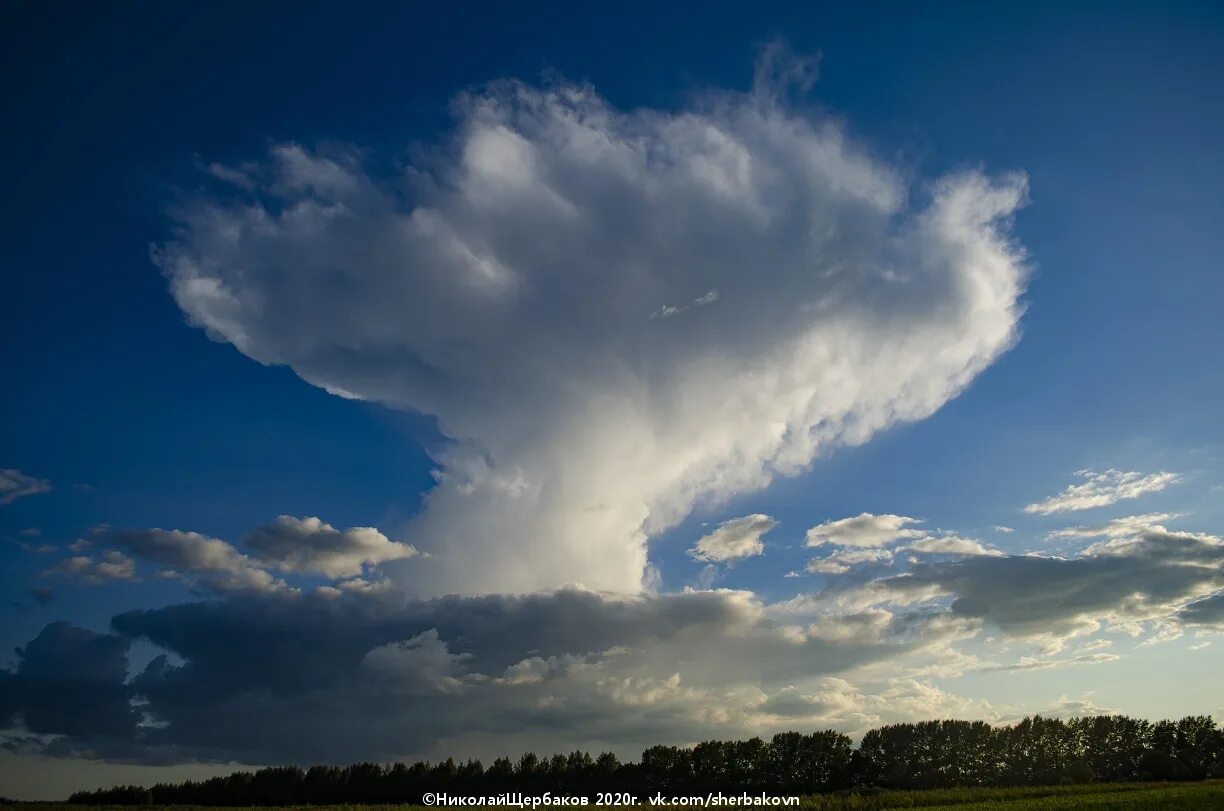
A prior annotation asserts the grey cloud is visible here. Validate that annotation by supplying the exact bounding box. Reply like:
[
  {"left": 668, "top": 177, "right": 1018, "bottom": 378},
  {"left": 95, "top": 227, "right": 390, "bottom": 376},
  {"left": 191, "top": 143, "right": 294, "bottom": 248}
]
[
  {"left": 244, "top": 515, "right": 419, "bottom": 578},
  {"left": 110, "top": 528, "right": 285, "bottom": 594},
  {"left": 44, "top": 552, "right": 137, "bottom": 584},
  {"left": 1179, "top": 592, "right": 1224, "bottom": 627},
  {"left": 3, "top": 588, "right": 946, "bottom": 765},
  {"left": 866, "top": 527, "right": 1224, "bottom": 641},
  {"left": 0, "top": 622, "right": 137, "bottom": 743},
  {"left": 0, "top": 469, "right": 52, "bottom": 505}
]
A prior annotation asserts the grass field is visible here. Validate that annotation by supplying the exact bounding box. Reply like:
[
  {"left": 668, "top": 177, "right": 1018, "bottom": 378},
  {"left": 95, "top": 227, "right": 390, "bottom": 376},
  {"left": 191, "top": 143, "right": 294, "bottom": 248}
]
[
  {"left": 9, "top": 783, "right": 1224, "bottom": 811},
  {"left": 798, "top": 780, "right": 1224, "bottom": 808}
]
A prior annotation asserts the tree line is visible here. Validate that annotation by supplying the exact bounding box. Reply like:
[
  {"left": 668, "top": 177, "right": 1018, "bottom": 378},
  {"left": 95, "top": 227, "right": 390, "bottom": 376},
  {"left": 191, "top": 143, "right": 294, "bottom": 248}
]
[{"left": 69, "top": 714, "right": 1224, "bottom": 805}]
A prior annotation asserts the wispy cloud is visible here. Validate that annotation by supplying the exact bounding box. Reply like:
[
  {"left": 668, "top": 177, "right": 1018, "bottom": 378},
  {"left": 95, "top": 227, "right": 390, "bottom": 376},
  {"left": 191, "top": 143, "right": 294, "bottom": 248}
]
[
  {"left": 1047, "top": 512, "right": 1180, "bottom": 540},
  {"left": 0, "top": 468, "right": 52, "bottom": 505},
  {"left": 651, "top": 288, "right": 720, "bottom": 319},
  {"left": 1023, "top": 469, "right": 1181, "bottom": 515}
]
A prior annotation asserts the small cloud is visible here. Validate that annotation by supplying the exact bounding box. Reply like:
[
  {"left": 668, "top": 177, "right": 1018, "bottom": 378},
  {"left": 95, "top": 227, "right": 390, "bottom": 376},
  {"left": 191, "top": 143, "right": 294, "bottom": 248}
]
[
  {"left": 693, "top": 564, "right": 720, "bottom": 589},
  {"left": 68, "top": 538, "right": 93, "bottom": 552},
  {"left": 1023, "top": 469, "right": 1181, "bottom": 515},
  {"left": 10, "top": 537, "right": 55, "bottom": 554},
  {"left": 651, "top": 289, "right": 719, "bottom": 319},
  {"left": 19, "top": 527, "right": 41, "bottom": 538},
  {"left": 903, "top": 536, "right": 1003, "bottom": 557},
  {"left": 44, "top": 551, "right": 138, "bottom": 584},
  {"left": 111, "top": 527, "right": 286, "bottom": 594},
  {"left": 29, "top": 587, "right": 53, "bottom": 606},
  {"left": 244, "top": 515, "right": 419, "bottom": 578},
  {"left": 805, "top": 513, "right": 926, "bottom": 548},
  {"left": 688, "top": 513, "right": 775, "bottom": 563},
  {"left": 805, "top": 547, "right": 894, "bottom": 574},
  {"left": 205, "top": 161, "right": 257, "bottom": 190},
  {"left": 992, "top": 525, "right": 1014, "bottom": 534},
  {"left": 0, "top": 468, "right": 52, "bottom": 505}
]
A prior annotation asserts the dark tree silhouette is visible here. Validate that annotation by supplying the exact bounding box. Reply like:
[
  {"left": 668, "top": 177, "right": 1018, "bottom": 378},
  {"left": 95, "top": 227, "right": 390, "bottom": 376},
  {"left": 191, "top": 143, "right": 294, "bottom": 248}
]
[{"left": 68, "top": 713, "right": 1224, "bottom": 805}]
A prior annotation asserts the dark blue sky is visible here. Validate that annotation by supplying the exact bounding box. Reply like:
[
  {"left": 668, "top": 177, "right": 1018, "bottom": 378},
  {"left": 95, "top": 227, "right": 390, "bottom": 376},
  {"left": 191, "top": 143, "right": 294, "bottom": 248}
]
[{"left": 2, "top": 1, "right": 1223, "bottom": 796}]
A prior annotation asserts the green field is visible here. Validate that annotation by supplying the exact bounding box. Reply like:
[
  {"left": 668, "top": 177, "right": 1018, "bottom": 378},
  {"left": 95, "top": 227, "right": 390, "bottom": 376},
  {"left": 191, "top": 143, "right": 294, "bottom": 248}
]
[
  {"left": 798, "top": 780, "right": 1224, "bottom": 808},
  {"left": 10, "top": 784, "right": 1224, "bottom": 811}
]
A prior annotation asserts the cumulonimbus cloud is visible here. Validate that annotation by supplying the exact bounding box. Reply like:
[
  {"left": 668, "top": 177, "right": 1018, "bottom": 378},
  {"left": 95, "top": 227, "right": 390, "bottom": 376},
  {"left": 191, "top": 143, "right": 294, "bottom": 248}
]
[{"left": 155, "top": 50, "right": 1029, "bottom": 597}]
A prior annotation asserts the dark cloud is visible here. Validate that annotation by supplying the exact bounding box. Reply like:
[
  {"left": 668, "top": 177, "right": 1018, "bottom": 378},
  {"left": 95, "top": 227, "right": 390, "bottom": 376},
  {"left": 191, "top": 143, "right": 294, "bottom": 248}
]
[
  {"left": 1179, "top": 592, "right": 1224, "bottom": 627},
  {"left": 4, "top": 588, "right": 930, "bottom": 765},
  {"left": 0, "top": 622, "right": 137, "bottom": 744},
  {"left": 868, "top": 528, "right": 1224, "bottom": 641}
]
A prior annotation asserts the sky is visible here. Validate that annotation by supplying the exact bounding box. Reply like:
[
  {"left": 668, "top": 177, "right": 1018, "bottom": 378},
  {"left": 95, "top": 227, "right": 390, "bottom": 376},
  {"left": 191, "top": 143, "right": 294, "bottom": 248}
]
[{"left": 2, "top": 0, "right": 1224, "bottom": 801}]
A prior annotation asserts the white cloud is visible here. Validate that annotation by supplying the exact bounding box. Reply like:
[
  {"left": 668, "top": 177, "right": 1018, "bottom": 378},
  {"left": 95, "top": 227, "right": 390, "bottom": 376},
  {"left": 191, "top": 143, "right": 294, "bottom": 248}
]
[
  {"left": 903, "top": 536, "right": 1003, "bottom": 557},
  {"left": 44, "top": 551, "right": 137, "bottom": 584},
  {"left": 805, "top": 513, "right": 927, "bottom": 548},
  {"left": 245, "top": 515, "right": 419, "bottom": 578},
  {"left": 1023, "top": 469, "right": 1181, "bottom": 515},
  {"left": 156, "top": 50, "right": 1029, "bottom": 597},
  {"left": 689, "top": 513, "right": 776, "bottom": 562},
  {"left": 1046, "top": 512, "right": 1179, "bottom": 540},
  {"left": 805, "top": 547, "right": 895, "bottom": 574},
  {"left": 110, "top": 528, "right": 286, "bottom": 594},
  {"left": 1029, "top": 695, "right": 1120, "bottom": 720},
  {"left": 0, "top": 469, "right": 52, "bottom": 505}
]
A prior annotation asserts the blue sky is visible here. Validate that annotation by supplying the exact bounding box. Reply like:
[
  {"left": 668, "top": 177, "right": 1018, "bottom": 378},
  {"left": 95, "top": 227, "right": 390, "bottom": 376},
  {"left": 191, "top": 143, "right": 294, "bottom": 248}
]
[{"left": 2, "top": 0, "right": 1224, "bottom": 800}]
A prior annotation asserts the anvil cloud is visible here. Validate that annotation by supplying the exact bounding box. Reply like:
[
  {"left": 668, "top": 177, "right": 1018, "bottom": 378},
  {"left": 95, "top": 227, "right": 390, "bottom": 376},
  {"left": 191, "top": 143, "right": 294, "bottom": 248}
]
[{"left": 156, "top": 56, "right": 1029, "bottom": 597}]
